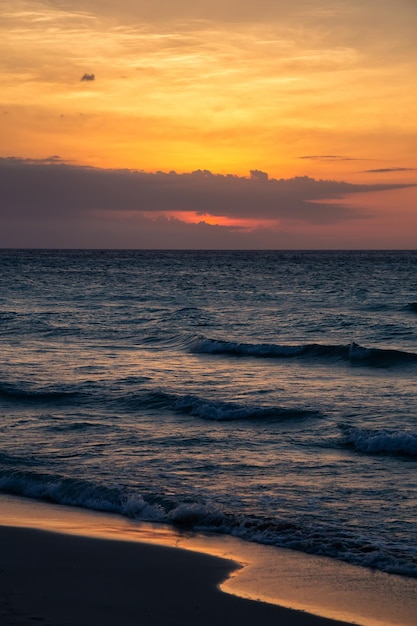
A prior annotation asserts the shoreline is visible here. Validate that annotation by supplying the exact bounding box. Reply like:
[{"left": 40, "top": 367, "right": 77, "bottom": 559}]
[
  {"left": 1, "top": 494, "right": 417, "bottom": 626},
  {"left": 0, "top": 524, "right": 349, "bottom": 626}
]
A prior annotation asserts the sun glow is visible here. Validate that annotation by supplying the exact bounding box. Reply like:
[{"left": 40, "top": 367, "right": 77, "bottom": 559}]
[
  {"left": 154, "top": 211, "right": 272, "bottom": 229},
  {"left": 1, "top": 1, "right": 417, "bottom": 248},
  {"left": 2, "top": 1, "right": 417, "bottom": 178}
]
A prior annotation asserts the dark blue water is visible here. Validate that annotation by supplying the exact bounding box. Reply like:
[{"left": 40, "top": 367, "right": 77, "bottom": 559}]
[{"left": 1, "top": 249, "right": 417, "bottom": 577}]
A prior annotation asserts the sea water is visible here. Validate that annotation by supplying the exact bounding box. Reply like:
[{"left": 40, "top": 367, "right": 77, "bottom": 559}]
[{"left": 1, "top": 249, "right": 417, "bottom": 578}]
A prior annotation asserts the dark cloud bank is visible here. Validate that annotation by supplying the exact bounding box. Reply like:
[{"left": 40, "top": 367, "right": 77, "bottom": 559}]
[{"left": 0, "top": 157, "right": 410, "bottom": 248}]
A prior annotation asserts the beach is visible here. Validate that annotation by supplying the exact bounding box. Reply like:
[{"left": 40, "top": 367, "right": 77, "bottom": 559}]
[
  {"left": 0, "top": 522, "right": 352, "bottom": 626},
  {"left": 2, "top": 250, "right": 417, "bottom": 626},
  {"left": 1, "top": 495, "right": 417, "bottom": 626}
]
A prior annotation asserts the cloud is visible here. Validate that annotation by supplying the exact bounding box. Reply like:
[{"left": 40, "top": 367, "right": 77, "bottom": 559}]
[
  {"left": 363, "top": 167, "right": 417, "bottom": 173},
  {"left": 81, "top": 73, "right": 95, "bottom": 81},
  {"left": 250, "top": 169, "right": 269, "bottom": 181},
  {"left": 0, "top": 157, "right": 416, "bottom": 249},
  {"left": 5, "top": 155, "right": 65, "bottom": 164},
  {"left": 298, "top": 155, "right": 361, "bottom": 162},
  {"left": 1, "top": 157, "right": 410, "bottom": 228}
]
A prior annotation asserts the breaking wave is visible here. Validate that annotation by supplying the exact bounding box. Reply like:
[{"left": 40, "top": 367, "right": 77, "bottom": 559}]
[
  {"left": 0, "top": 469, "right": 416, "bottom": 578},
  {"left": 127, "top": 390, "right": 319, "bottom": 422},
  {"left": 190, "top": 337, "right": 417, "bottom": 366},
  {"left": 341, "top": 426, "right": 417, "bottom": 458},
  {"left": 171, "top": 394, "right": 318, "bottom": 421}
]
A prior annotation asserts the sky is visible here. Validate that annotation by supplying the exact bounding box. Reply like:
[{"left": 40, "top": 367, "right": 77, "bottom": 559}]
[{"left": 1, "top": 0, "right": 417, "bottom": 248}]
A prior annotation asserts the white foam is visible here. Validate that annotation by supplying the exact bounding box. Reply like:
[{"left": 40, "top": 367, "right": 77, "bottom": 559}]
[{"left": 343, "top": 426, "right": 417, "bottom": 456}]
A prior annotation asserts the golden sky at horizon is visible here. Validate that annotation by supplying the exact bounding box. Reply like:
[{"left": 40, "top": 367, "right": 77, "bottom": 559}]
[
  {"left": 1, "top": 0, "right": 417, "bottom": 248},
  {"left": 2, "top": 0, "right": 417, "bottom": 180}
]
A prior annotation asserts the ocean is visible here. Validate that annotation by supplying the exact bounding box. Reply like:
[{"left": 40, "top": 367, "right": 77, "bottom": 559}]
[{"left": 1, "top": 249, "right": 417, "bottom": 579}]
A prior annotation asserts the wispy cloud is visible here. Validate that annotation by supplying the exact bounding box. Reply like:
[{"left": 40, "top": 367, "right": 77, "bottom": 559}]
[
  {"left": 363, "top": 167, "right": 417, "bottom": 173},
  {"left": 299, "top": 155, "right": 361, "bottom": 162},
  {"left": 7, "top": 155, "right": 65, "bottom": 164},
  {"left": 2, "top": 1, "right": 417, "bottom": 186}
]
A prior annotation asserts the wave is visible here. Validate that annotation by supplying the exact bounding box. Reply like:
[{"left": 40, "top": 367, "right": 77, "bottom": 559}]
[
  {"left": 0, "top": 382, "right": 80, "bottom": 403},
  {"left": 171, "top": 394, "right": 318, "bottom": 421},
  {"left": 348, "top": 342, "right": 417, "bottom": 365},
  {"left": 190, "top": 337, "right": 417, "bottom": 366},
  {"left": 1, "top": 469, "right": 416, "bottom": 578},
  {"left": 126, "top": 390, "right": 319, "bottom": 422},
  {"left": 404, "top": 302, "right": 417, "bottom": 313},
  {"left": 0, "top": 379, "right": 317, "bottom": 421},
  {"left": 341, "top": 426, "right": 417, "bottom": 458},
  {"left": 48, "top": 421, "right": 112, "bottom": 433},
  {"left": 0, "top": 451, "right": 57, "bottom": 468}
]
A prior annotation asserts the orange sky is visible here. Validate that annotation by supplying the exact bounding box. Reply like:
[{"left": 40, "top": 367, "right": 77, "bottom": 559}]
[{"left": 1, "top": 1, "right": 416, "bottom": 247}]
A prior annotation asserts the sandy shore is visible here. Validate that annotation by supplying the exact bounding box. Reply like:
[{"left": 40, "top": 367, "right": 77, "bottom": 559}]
[
  {"left": 1, "top": 495, "right": 417, "bottom": 626},
  {"left": 0, "top": 524, "right": 355, "bottom": 626}
]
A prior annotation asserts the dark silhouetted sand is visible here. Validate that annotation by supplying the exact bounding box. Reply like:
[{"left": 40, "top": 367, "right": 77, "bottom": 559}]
[{"left": 0, "top": 525, "right": 352, "bottom": 626}]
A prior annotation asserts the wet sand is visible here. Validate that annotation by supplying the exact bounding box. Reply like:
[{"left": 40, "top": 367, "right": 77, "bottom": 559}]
[
  {"left": 0, "top": 524, "right": 351, "bottom": 626},
  {"left": 1, "top": 495, "right": 416, "bottom": 626}
]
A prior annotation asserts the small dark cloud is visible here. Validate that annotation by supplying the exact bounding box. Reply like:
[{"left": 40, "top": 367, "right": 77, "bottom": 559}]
[
  {"left": 250, "top": 169, "right": 269, "bottom": 181},
  {"left": 363, "top": 167, "right": 417, "bottom": 173},
  {"left": 299, "top": 155, "right": 360, "bottom": 162},
  {"left": 81, "top": 73, "right": 95, "bottom": 82},
  {"left": 43, "top": 155, "right": 63, "bottom": 163}
]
